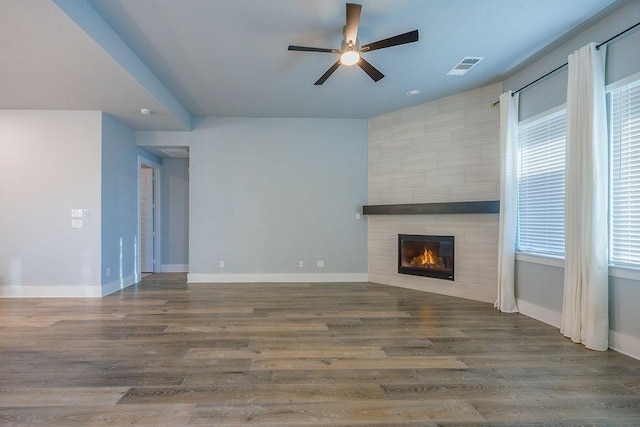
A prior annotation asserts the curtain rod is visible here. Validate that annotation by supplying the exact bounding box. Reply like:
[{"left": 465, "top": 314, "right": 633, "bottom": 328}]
[{"left": 490, "top": 20, "right": 640, "bottom": 107}]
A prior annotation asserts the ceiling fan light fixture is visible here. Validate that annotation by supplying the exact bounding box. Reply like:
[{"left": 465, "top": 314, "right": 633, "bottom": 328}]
[{"left": 340, "top": 50, "right": 360, "bottom": 66}]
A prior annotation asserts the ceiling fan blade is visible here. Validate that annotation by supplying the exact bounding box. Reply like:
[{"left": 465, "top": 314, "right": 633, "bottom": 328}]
[
  {"left": 288, "top": 45, "right": 340, "bottom": 53},
  {"left": 315, "top": 60, "right": 342, "bottom": 85},
  {"left": 357, "top": 57, "right": 384, "bottom": 82},
  {"left": 361, "top": 29, "right": 419, "bottom": 52},
  {"left": 344, "top": 3, "right": 362, "bottom": 46}
]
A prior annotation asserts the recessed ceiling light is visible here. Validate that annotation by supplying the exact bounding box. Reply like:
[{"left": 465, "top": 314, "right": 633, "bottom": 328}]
[
  {"left": 140, "top": 108, "right": 152, "bottom": 115},
  {"left": 407, "top": 89, "right": 421, "bottom": 96}
]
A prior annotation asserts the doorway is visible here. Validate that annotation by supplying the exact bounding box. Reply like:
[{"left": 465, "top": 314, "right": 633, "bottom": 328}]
[
  {"left": 140, "top": 165, "right": 154, "bottom": 273},
  {"left": 138, "top": 157, "right": 161, "bottom": 279}
]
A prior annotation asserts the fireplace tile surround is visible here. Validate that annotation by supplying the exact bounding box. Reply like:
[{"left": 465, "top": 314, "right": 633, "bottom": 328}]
[{"left": 367, "top": 83, "right": 502, "bottom": 303}]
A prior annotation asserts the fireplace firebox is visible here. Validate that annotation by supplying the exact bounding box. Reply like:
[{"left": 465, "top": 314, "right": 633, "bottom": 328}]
[{"left": 398, "top": 234, "right": 454, "bottom": 280}]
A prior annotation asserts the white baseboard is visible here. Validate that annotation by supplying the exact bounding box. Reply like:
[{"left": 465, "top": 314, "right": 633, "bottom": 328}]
[
  {"left": 187, "top": 273, "right": 368, "bottom": 283},
  {"left": 516, "top": 299, "right": 562, "bottom": 329},
  {"left": 101, "top": 274, "right": 137, "bottom": 296},
  {"left": 162, "top": 264, "right": 189, "bottom": 273},
  {"left": 609, "top": 330, "right": 640, "bottom": 361},
  {"left": 517, "top": 299, "right": 639, "bottom": 361},
  {"left": 0, "top": 285, "right": 102, "bottom": 298}
]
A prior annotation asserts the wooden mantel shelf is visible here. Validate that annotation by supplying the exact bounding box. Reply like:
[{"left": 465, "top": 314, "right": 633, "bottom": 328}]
[{"left": 362, "top": 201, "right": 500, "bottom": 215}]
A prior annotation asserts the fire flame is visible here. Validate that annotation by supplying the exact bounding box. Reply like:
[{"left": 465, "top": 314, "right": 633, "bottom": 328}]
[
  {"left": 417, "top": 248, "right": 436, "bottom": 265},
  {"left": 412, "top": 248, "right": 444, "bottom": 269}
]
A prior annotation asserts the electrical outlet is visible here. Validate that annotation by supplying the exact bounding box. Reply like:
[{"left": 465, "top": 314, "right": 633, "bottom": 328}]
[
  {"left": 106, "top": 268, "right": 111, "bottom": 276},
  {"left": 219, "top": 260, "right": 225, "bottom": 268},
  {"left": 299, "top": 261, "right": 304, "bottom": 268},
  {"left": 355, "top": 212, "right": 361, "bottom": 219},
  {"left": 317, "top": 260, "right": 324, "bottom": 268}
]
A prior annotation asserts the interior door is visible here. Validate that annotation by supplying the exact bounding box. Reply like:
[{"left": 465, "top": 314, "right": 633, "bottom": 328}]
[{"left": 140, "top": 166, "right": 154, "bottom": 272}]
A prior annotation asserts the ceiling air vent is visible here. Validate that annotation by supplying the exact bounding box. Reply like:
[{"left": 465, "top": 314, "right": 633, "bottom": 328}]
[{"left": 447, "top": 56, "right": 484, "bottom": 76}]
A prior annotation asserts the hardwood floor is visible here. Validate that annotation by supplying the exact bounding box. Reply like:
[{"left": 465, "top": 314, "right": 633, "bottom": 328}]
[{"left": 1, "top": 273, "right": 639, "bottom": 426}]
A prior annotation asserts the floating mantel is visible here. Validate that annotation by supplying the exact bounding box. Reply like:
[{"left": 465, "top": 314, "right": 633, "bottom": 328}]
[{"left": 362, "top": 201, "right": 500, "bottom": 215}]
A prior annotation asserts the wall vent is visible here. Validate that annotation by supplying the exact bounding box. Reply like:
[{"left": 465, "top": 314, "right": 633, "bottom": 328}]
[{"left": 446, "top": 56, "right": 484, "bottom": 76}]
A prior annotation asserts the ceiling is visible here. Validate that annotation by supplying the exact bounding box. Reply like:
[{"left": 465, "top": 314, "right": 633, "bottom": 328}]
[{"left": 0, "top": 0, "right": 627, "bottom": 132}]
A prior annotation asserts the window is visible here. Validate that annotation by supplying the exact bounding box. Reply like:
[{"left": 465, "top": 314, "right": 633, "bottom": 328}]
[
  {"left": 517, "top": 108, "right": 567, "bottom": 257},
  {"left": 610, "top": 78, "right": 640, "bottom": 268}
]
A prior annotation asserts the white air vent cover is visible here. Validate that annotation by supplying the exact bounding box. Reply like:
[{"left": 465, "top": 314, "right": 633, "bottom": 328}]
[
  {"left": 447, "top": 56, "right": 484, "bottom": 76},
  {"left": 158, "top": 148, "right": 190, "bottom": 158}
]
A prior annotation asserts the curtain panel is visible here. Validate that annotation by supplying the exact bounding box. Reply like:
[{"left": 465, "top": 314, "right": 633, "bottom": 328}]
[
  {"left": 561, "top": 42, "right": 609, "bottom": 351},
  {"left": 495, "top": 91, "right": 519, "bottom": 313}
]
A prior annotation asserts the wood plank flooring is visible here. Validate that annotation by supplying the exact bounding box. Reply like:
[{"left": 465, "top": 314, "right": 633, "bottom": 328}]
[{"left": 1, "top": 273, "right": 639, "bottom": 426}]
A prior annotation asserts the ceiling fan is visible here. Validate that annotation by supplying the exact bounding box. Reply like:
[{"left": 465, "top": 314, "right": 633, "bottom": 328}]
[{"left": 288, "top": 3, "right": 419, "bottom": 85}]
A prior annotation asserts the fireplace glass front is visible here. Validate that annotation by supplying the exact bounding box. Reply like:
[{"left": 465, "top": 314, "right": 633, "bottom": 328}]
[{"left": 398, "top": 234, "right": 454, "bottom": 280}]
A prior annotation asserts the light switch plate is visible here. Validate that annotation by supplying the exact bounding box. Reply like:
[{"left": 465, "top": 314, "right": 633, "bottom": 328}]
[{"left": 71, "top": 209, "right": 83, "bottom": 218}]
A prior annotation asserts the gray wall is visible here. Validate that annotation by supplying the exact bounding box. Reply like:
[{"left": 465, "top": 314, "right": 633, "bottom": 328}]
[
  {"left": 506, "top": 0, "right": 640, "bottom": 121},
  {"left": 188, "top": 117, "right": 367, "bottom": 279},
  {"left": 0, "top": 110, "right": 103, "bottom": 296},
  {"left": 505, "top": 0, "right": 640, "bottom": 356},
  {"left": 101, "top": 113, "right": 161, "bottom": 294},
  {"left": 161, "top": 157, "right": 189, "bottom": 271}
]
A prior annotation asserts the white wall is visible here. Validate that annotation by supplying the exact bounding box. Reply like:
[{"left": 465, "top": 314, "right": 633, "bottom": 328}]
[
  {"left": 505, "top": 0, "right": 640, "bottom": 359},
  {"left": 0, "top": 110, "right": 103, "bottom": 297},
  {"left": 161, "top": 157, "right": 189, "bottom": 272},
  {"left": 367, "top": 83, "right": 502, "bottom": 303},
  {"left": 187, "top": 117, "right": 368, "bottom": 283}
]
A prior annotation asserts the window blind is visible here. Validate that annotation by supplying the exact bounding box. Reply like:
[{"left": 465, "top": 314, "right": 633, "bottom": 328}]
[
  {"left": 610, "top": 78, "right": 640, "bottom": 267},
  {"left": 517, "top": 109, "right": 567, "bottom": 256}
]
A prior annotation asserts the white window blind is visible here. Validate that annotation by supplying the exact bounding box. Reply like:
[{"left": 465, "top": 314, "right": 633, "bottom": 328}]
[
  {"left": 517, "top": 109, "right": 567, "bottom": 256},
  {"left": 610, "top": 78, "right": 640, "bottom": 268}
]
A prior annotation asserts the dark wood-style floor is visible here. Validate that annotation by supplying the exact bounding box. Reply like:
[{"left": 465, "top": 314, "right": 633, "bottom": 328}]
[{"left": 0, "top": 274, "right": 639, "bottom": 426}]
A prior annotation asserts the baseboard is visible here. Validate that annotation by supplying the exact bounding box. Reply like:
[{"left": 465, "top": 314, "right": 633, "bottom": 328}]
[
  {"left": 187, "top": 273, "right": 369, "bottom": 283},
  {"left": 516, "top": 299, "right": 562, "bottom": 329},
  {"left": 0, "top": 285, "right": 102, "bottom": 298},
  {"left": 162, "top": 264, "right": 189, "bottom": 273},
  {"left": 101, "top": 274, "right": 137, "bottom": 296},
  {"left": 609, "top": 330, "right": 640, "bottom": 361},
  {"left": 516, "top": 299, "right": 640, "bottom": 360}
]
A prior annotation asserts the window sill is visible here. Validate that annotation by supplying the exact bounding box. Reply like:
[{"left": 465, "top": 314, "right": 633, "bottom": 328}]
[
  {"left": 515, "top": 252, "right": 640, "bottom": 282},
  {"left": 515, "top": 252, "right": 564, "bottom": 268}
]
